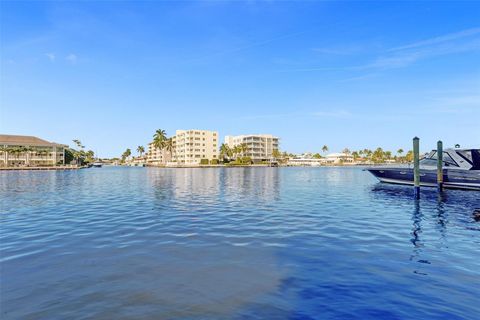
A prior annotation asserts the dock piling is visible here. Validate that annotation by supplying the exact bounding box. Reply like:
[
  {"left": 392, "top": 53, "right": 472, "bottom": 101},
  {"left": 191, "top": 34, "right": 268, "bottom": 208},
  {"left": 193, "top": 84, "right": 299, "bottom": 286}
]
[
  {"left": 437, "top": 140, "right": 443, "bottom": 192},
  {"left": 413, "top": 137, "right": 420, "bottom": 199}
]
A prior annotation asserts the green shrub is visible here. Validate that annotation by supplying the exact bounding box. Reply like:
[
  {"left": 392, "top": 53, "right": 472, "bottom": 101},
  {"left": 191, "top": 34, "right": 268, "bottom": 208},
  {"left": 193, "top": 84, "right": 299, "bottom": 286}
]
[
  {"left": 200, "top": 159, "right": 209, "bottom": 165},
  {"left": 241, "top": 156, "right": 252, "bottom": 164},
  {"left": 210, "top": 159, "right": 219, "bottom": 165}
]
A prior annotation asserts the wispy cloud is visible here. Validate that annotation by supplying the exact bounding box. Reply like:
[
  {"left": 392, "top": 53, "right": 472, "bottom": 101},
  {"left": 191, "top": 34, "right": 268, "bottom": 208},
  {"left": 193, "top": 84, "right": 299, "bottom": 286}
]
[
  {"left": 361, "top": 27, "right": 480, "bottom": 70},
  {"left": 285, "top": 27, "right": 480, "bottom": 74},
  {"left": 430, "top": 94, "right": 480, "bottom": 114},
  {"left": 185, "top": 30, "right": 309, "bottom": 64},
  {"left": 338, "top": 73, "right": 379, "bottom": 82},
  {"left": 276, "top": 66, "right": 348, "bottom": 73},
  {"left": 65, "top": 53, "right": 78, "bottom": 64},
  {"left": 235, "top": 110, "right": 353, "bottom": 120},
  {"left": 313, "top": 45, "right": 364, "bottom": 55},
  {"left": 388, "top": 27, "right": 480, "bottom": 52},
  {"left": 45, "top": 53, "right": 55, "bottom": 62},
  {"left": 236, "top": 113, "right": 297, "bottom": 120},
  {"left": 435, "top": 94, "right": 480, "bottom": 106},
  {"left": 311, "top": 110, "right": 352, "bottom": 118}
]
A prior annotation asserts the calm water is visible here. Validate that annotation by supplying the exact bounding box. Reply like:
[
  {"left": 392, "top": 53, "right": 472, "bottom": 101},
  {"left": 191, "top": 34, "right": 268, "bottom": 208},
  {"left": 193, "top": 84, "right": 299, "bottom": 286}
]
[{"left": 1, "top": 167, "right": 479, "bottom": 319}]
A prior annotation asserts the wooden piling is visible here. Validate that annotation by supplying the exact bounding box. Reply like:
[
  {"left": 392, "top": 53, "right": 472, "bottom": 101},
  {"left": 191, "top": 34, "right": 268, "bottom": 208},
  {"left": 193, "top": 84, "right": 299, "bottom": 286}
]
[
  {"left": 413, "top": 137, "right": 420, "bottom": 199},
  {"left": 437, "top": 140, "right": 443, "bottom": 192}
]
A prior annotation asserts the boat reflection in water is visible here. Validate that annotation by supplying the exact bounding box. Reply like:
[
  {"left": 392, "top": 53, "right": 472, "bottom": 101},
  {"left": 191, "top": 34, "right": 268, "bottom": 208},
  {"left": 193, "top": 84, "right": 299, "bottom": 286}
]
[{"left": 367, "top": 148, "right": 480, "bottom": 190}]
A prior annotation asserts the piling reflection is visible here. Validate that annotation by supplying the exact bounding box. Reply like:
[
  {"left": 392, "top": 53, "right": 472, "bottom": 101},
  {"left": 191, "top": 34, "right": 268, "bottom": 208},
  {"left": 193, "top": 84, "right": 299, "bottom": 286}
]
[
  {"left": 409, "top": 200, "right": 429, "bottom": 275},
  {"left": 434, "top": 195, "right": 448, "bottom": 245}
]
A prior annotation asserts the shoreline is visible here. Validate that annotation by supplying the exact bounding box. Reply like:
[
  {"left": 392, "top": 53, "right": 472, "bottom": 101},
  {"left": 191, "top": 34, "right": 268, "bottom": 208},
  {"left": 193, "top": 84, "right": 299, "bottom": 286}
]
[
  {"left": 144, "top": 164, "right": 377, "bottom": 169},
  {"left": 0, "top": 166, "right": 83, "bottom": 171}
]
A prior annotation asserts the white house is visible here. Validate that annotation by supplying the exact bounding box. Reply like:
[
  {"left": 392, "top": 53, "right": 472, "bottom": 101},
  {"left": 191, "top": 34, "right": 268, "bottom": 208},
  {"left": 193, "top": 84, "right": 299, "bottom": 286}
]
[{"left": 324, "top": 153, "right": 354, "bottom": 164}]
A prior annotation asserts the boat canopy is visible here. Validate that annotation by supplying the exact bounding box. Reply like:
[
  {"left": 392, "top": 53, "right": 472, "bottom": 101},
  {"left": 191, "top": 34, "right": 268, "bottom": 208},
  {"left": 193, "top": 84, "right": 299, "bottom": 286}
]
[{"left": 425, "top": 149, "right": 480, "bottom": 170}]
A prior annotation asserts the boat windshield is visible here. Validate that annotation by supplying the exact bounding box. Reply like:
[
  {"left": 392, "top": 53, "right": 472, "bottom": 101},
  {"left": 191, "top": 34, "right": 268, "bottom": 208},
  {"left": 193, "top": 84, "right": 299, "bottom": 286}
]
[
  {"left": 428, "top": 151, "right": 459, "bottom": 167},
  {"left": 420, "top": 158, "right": 437, "bottom": 166}
]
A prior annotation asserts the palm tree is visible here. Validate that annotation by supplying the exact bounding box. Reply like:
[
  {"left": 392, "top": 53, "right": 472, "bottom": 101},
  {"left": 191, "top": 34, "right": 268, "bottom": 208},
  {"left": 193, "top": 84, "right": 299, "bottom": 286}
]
[
  {"left": 240, "top": 143, "right": 249, "bottom": 157},
  {"left": 405, "top": 150, "right": 414, "bottom": 162},
  {"left": 363, "top": 149, "right": 372, "bottom": 160},
  {"left": 352, "top": 151, "right": 360, "bottom": 161},
  {"left": 137, "top": 146, "right": 145, "bottom": 157},
  {"left": 72, "top": 139, "right": 85, "bottom": 165},
  {"left": 164, "top": 138, "right": 173, "bottom": 153},
  {"left": 122, "top": 148, "right": 132, "bottom": 163},
  {"left": 220, "top": 143, "right": 232, "bottom": 161},
  {"left": 232, "top": 145, "right": 240, "bottom": 160},
  {"left": 11, "top": 147, "right": 21, "bottom": 161},
  {"left": 86, "top": 150, "right": 95, "bottom": 162},
  {"left": 272, "top": 149, "right": 281, "bottom": 160},
  {"left": 0, "top": 146, "right": 8, "bottom": 167},
  {"left": 322, "top": 145, "right": 328, "bottom": 154},
  {"left": 152, "top": 129, "right": 167, "bottom": 150},
  {"left": 372, "top": 147, "right": 384, "bottom": 163},
  {"left": 73, "top": 139, "right": 82, "bottom": 148},
  {"left": 342, "top": 148, "right": 351, "bottom": 155},
  {"left": 396, "top": 148, "right": 404, "bottom": 163}
]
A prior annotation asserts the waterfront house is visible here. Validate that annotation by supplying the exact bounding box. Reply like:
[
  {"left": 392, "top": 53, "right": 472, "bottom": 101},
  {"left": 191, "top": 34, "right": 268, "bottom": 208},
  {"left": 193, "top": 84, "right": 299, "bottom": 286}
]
[
  {"left": 287, "top": 158, "right": 323, "bottom": 166},
  {"left": 131, "top": 156, "right": 147, "bottom": 165},
  {"left": 224, "top": 134, "right": 279, "bottom": 163},
  {"left": 324, "top": 152, "right": 354, "bottom": 164},
  {"left": 0, "top": 134, "right": 68, "bottom": 167}
]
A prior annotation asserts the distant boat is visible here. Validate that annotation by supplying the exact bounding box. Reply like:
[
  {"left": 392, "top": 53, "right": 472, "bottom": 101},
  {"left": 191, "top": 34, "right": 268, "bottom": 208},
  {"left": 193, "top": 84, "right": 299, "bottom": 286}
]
[
  {"left": 366, "top": 148, "right": 480, "bottom": 190},
  {"left": 92, "top": 162, "right": 103, "bottom": 168}
]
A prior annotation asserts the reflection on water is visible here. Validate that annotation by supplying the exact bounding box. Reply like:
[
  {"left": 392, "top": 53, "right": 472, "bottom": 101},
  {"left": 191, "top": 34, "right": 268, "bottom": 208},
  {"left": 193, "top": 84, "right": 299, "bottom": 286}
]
[{"left": 1, "top": 167, "right": 479, "bottom": 319}]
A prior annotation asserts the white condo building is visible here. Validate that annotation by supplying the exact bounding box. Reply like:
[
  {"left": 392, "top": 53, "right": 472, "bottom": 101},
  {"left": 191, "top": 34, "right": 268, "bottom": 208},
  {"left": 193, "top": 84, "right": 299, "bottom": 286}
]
[
  {"left": 147, "top": 129, "right": 219, "bottom": 165},
  {"left": 173, "top": 129, "right": 219, "bottom": 164},
  {"left": 146, "top": 143, "right": 172, "bottom": 166},
  {"left": 224, "top": 134, "right": 279, "bottom": 162}
]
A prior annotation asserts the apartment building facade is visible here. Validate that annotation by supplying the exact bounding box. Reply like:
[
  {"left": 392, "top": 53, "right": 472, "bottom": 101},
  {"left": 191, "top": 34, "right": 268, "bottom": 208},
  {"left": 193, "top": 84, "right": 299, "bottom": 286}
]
[
  {"left": 224, "top": 134, "right": 279, "bottom": 162},
  {"left": 146, "top": 142, "right": 172, "bottom": 165},
  {"left": 0, "top": 134, "right": 67, "bottom": 167},
  {"left": 173, "top": 129, "right": 219, "bottom": 164},
  {"left": 146, "top": 129, "right": 219, "bottom": 165}
]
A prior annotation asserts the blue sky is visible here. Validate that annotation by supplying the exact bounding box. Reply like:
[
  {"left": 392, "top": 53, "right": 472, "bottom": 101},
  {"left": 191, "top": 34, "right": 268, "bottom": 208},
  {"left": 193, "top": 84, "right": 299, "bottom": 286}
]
[{"left": 1, "top": 1, "right": 479, "bottom": 157}]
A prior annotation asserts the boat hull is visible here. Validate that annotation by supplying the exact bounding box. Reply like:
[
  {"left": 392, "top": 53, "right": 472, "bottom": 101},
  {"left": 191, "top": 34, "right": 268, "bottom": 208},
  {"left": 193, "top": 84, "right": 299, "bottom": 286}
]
[{"left": 367, "top": 168, "right": 480, "bottom": 190}]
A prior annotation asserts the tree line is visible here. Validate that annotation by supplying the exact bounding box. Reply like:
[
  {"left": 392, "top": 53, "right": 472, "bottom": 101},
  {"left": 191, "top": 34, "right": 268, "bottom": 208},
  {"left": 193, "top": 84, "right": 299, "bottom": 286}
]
[
  {"left": 300, "top": 145, "right": 413, "bottom": 163},
  {"left": 122, "top": 131, "right": 416, "bottom": 165}
]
